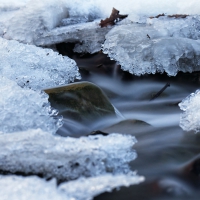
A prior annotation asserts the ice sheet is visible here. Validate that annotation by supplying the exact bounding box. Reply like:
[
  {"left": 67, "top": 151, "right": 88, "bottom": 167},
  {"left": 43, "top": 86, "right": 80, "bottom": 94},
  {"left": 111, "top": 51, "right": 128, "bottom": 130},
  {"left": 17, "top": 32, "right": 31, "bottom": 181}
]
[
  {"left": 103, "top": 19, "right": 200, "bottom": 76},
  {"left": 0, "top": 129, "right": 137, "bottom": 180},
  {"left": 0, "top": 37, "right": 80, "bottom": 90}
]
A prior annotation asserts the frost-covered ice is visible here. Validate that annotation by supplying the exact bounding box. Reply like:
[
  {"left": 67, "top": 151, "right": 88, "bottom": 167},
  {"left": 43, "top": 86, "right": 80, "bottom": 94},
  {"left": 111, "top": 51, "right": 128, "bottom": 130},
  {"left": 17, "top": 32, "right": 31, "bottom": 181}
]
[
  {"left": 0, "top": 174, "right": 144, "bottom": 200},
  {"left": 179, "top": 90, "right": 200, "bottom": 133},
  {"left": 0, "top": 77, "right": 61, "bottom": 134},
  {"left": 0, "top": 129, "right": 137, "bottom": 180},
  {"left": 1, "top": 0, "right": 68, "bottom": 44},
  {"left": 0, "top": 176, "right": 66, "bottom": 200},
  {"left": 59, "top": 173, "right": 145, "bottom": 200},
  {"left": 1, "top": 0, "right": 200, "bottom": 46},
  {"left": 36, "top": 21, "right": 111, "bottom": 53},
  {"left": 0, "top": 37, "right": 80, "bottom": 90},
  {"left": 103, "top": 17, "right": 200, "bottom": 76}
]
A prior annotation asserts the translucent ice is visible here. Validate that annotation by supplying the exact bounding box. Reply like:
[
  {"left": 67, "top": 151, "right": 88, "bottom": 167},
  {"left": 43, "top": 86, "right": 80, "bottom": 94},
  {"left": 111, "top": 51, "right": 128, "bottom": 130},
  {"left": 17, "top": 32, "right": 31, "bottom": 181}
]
[
  {"left": 103, "top": 20, "right": 200, "bottom": 76},
  {"left": 0, "top": 129, "right": 137, "bottom": 180},
  {"left": 0, "top": 174, "right": 144, "bottom": 200},
  {"left": 36, "top": 20, "right": 111, "bottom": 53},
  {"left": 0, "top": 77, "right": 61, "bottom": 134},
  {"left": 0, "top": 37, "right": 80, "bottom": 90},
  {"left": 179, "top": 90, "right": 200, "bottom": 133}
]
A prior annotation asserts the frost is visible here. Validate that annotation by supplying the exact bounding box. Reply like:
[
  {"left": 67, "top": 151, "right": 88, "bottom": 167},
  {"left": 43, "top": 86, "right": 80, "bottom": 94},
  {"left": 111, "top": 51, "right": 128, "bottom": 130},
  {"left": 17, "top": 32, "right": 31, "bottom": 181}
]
[
  {"left": 103, "top": 17, "right": 200, "bottom": 76},
  {"left": 0, "top": 129, "right": 137, "bottom": 180},
  {"left": 0, "top": 174, "right": 144, "bottom": 200},
  {"left": 0, "top": 37, "right": 80, "bottom": 90},
  {"left": 179, "top": 90, "right": 200, "bottom": 133},
  {"left": 0, "top": 77, "right": 61, "bottom": 134},
  {"left": 35, "top": 21, "right": 111, "bottom": 54}
]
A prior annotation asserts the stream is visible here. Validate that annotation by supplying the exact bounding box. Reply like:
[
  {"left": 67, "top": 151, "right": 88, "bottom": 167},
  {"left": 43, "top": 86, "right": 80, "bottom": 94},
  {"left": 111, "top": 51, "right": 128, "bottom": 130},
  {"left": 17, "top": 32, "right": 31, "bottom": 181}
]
[{"left": 57, "top": 51, "right": 200, "bottom": 200}]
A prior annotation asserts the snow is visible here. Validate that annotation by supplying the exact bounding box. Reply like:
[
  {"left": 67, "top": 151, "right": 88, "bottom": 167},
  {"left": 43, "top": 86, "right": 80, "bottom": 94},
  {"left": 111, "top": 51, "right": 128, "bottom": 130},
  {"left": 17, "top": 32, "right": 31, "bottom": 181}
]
[
  {"left": 103, "top": 16, "right": 200, "bottom": 76},
  {"left": 0, "top": 77, "right": 61, "bottom": 134},
  {"left": 0, "top": 37, "right": 80, "bottom": 90},
  {"left": 0, "top": 174, "right": 144, "bottom": 200},
  {"left": 179, "top": 90, "right": 200, "bottom": 133},
  {"left": 0, "top": 129, "right": 137, "bottom": 180}
]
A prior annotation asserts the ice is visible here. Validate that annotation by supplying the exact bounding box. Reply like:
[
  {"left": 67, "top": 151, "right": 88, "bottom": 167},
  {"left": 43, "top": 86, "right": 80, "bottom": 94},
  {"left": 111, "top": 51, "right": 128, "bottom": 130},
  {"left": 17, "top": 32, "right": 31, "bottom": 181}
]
[
  {"left": 0, "top": 37, "right": 80, "bottom": 90},
  {"left": 147, "top": 15, "right": 200, "bottom": 40},
  {"left": 0, "top": 77, "right": 61, "bottom": 134},
  {"left": 35, "top": 21, "right": 111, "bottom": 53},
  {"left": 0, "top": 129, "right": 137, "bottom": 180},
  {"left": 0, "top": 174, "right": 144, "bottom": 200},
  {"left": 179, "top": 90, "right": 200, "bottom": 133},
  {"left": 59, "top": 173, "right": 145, "bottom": 200},
  {"left": 0, "top": 176, "right": 66, "bottom": 200},
  {"left": 103, "top": 18, "right": 200, "bottom": 76},
  {"left": 1, "top": 0, "right": 68, "bottom": 44}
]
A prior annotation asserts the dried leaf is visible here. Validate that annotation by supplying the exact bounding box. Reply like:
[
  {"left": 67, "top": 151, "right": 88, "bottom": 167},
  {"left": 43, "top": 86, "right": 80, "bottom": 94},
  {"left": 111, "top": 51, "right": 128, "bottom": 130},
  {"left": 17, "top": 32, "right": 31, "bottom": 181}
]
[
  {"left": 149, "top": 13, "right": 165, "bottom": 19},
  {"left": 149, "top": 13, "right": 189, "bottom": 19},
  {"left": 99, "top": 8, "right": 128, "bottom": 28}
]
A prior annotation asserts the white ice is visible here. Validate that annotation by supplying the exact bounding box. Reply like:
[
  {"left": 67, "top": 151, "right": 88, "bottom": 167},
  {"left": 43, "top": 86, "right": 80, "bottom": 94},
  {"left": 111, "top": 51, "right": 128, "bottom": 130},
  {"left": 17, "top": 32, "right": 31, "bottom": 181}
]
[
  {"left": 0, "top": 77, "right": 61, "bottom": 134},
  {"left": 0, "top": 129, "right": 137, "bottom": 180},
  {"left": 59, "top": 173, "right": 145, "bottom": 200},
  {"left": 1, "top": 0, "right": 200, "bottom": 46},
  {"left": 0, "top": 37, "right": 80, "bottom": 90},
  {"left": 179, "top": 90, "right": 200, "bottom": 133},
  {"left": 103, "top": 16, "right": 200, "bottom": 76},
  {"left": 0, "top": 174, "right": 144, "bottom": 200}
]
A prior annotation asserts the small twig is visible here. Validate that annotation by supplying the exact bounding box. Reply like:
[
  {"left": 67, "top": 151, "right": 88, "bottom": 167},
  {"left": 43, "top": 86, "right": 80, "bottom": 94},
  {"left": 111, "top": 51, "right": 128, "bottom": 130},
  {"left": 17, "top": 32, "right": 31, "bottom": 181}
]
[{"left": 150, "top": 83, "right": 170, "bottom": 101}]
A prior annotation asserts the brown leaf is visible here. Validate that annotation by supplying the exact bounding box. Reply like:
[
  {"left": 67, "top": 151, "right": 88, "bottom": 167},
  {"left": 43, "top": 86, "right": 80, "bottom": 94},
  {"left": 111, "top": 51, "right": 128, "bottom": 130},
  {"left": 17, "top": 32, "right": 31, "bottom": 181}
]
[
  {"left": 149, "top": 13, "right": 165, "bottom": 19},
  {"left": 99, "top": 8, "right": 128, "bottom": 28}
]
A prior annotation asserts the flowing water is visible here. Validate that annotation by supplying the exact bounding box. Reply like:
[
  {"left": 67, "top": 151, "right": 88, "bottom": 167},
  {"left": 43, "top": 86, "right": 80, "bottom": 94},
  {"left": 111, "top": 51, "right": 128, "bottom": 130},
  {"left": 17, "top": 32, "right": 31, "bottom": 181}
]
[{"left": 55, "top": 50, "right": 200, "bottom": 200}]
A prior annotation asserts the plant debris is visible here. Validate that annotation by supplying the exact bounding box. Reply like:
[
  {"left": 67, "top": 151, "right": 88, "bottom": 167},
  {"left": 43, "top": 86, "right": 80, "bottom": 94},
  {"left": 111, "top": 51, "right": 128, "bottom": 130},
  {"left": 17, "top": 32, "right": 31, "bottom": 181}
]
[
  {"left": 150, "top": 83, "right": 170, "bottom": 101},
  {"left": 149, "top": 14, "right": 189, "bottom": 19},
  {"left": 168, "top": 14, "right": 189, "bottom": 18},
  {"left": 99, "top": 8, "right": 128, "bottom": 28}
]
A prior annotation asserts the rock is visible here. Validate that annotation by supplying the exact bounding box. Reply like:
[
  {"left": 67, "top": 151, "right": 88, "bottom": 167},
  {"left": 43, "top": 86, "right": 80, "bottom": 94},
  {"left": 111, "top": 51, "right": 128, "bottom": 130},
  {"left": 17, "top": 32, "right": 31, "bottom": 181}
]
[
  {"left": 102, "top": 119, "right": 152, "bottom": 136},
  {"left": 44, "top": 81, "right": 116, "bottom": 123}
]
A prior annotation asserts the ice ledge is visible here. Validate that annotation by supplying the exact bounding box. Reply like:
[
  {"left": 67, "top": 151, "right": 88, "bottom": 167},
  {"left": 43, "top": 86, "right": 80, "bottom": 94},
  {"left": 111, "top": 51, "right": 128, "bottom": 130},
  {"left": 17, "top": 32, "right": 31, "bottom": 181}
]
[
  {"left": 0, "top": 174, "right": 144, "bottom": 200},
  {"left": 0, "top": 129, "right": 137, "bottom": 180}
]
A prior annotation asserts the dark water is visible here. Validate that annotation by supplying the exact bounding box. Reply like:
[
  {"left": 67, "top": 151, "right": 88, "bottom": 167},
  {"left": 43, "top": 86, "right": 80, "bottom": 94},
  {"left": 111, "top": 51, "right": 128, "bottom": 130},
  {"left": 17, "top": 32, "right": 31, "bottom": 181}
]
[{"left": 56, "top": 49, "right": 200, "bottom": 200}]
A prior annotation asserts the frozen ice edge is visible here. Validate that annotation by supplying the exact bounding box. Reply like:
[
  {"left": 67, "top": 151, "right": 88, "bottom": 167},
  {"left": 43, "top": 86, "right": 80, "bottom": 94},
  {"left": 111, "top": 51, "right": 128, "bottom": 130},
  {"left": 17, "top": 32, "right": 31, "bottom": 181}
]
[
  {"left": 0, "top": 129, "right": 137, "bottom": 181},
  {"left": 103, "top": 16, "right": 200, "bottom": 76},
  {"left": 0, "top": 37, "right": 80, "bottom": 90},
  {"left": 0, "top": 174, "right": 145, "bottom": 200},
  {"left": 179, "top": 89, "right": 200, "bottom": 133}
]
